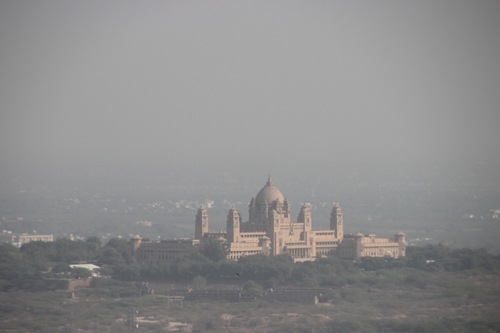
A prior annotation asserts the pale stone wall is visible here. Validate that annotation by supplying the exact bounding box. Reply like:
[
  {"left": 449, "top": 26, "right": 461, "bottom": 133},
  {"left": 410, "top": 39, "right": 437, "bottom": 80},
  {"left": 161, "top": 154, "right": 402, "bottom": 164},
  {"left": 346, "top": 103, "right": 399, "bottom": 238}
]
[
  {"left": 137, "top": 239, "right": 200, "bottom": 265},
  {"left": 18, "top": 234, "right": 54, "bottom": 243}
]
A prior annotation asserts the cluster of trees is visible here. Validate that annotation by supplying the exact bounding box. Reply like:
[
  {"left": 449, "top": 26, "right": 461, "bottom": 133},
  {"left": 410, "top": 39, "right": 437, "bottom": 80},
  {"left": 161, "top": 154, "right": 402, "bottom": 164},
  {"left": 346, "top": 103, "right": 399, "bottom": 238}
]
[
  {"left": 1, "top": 236, "right": 500, "bottom": 292},
  {"left": 0, "top": 236, "right": 135, "bottom": 284},
  {"left": 138, "top": 242, "right": 500, "bottom": 287},
  {"left": 405, "top": 244, "right": 500, "bottom": 271}
]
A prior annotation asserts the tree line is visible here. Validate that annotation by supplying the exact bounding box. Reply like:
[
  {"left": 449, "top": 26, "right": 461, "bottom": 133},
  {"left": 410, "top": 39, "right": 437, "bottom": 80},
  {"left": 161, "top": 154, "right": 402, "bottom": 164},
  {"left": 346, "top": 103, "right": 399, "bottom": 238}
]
[{"left": 1, "top": 237, "right": 499, "bottom": 291}]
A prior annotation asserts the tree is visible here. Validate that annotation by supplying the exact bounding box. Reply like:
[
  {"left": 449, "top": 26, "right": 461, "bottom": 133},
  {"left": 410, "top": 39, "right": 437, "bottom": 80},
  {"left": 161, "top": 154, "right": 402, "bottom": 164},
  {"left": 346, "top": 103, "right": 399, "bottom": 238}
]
[
  {"left": 270, "top": 254, "right": 294, "bottom": 281},
  {"left": 192, "top": 276, "right": 207, "bottom": 289},
  {"left": 112, "top": 264, "right": 140, "bottom": 279},
  {"left": 54, "top": 238, "right": 89, "bottom": 263},
  {"left": 97, "top": 266, "right": 113, "bottom": 277},
  {"left": 360, "top": 257, "right": 388, "bottom": 271},
  {"left": 104, "top": 238, "right": 135, "bottom": 264},
  {"left": 72, "top": 267, "right": 92, "bottom": 279},
  {"left": 0, "top": 243, "right": 35, "bottom": 280},
  {"left": 20, "top": 241, "right": 54, "bottom": 268},
  {"left": 85, "top": 236, "right": 102, "bottom": 254},
  {"left": 242, "top": 280, "right": 263, "bottom": 297},
  {"left": 199, "top": 238, "right": 229, "bottom": 262},
  {"left": 98, "top": 246, "right": 123, "bottom": 265},
  {"left": 52, "top": 262, "right": 71, "bottom": 273},
  {"left": 291, "top": 261, "right": 319, "bottom": 286}
]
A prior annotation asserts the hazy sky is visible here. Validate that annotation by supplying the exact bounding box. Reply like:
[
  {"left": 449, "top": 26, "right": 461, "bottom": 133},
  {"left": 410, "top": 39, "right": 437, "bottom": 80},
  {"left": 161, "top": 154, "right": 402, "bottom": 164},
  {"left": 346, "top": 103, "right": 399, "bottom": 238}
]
[{"left": 1, "top": 1, "right": 499, "bottom": 174}]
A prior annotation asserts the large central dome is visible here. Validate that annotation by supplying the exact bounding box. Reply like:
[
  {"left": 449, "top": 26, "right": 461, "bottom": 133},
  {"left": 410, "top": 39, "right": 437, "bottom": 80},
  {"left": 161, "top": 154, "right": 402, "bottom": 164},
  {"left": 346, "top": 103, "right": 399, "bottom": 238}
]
[{"left": 254, "top": 176, "right": 285, "bottom": 205}]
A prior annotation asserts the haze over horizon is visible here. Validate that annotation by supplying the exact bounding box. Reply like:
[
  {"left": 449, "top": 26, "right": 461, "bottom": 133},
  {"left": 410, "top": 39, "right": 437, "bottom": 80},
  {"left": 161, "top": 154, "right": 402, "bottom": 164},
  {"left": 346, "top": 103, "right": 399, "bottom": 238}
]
[{"left": 1, "top": 1, "right": 499, "bottom": 181}]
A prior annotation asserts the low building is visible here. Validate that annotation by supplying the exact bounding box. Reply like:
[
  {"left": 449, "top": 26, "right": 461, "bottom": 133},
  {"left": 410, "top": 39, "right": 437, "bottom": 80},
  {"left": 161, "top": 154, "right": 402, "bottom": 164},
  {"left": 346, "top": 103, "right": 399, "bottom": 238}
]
[
  {"left": 69, "top": 264, "right": 101, "bottom": 277},
  {"left": 133, "top": 237, "right": 200, "bottom": 265},
  {"left": 0, "top": 231, "right": 54, "bottom": 247},
  {"left": 18, "top": 233, "right": 54, "bottom": 246}
]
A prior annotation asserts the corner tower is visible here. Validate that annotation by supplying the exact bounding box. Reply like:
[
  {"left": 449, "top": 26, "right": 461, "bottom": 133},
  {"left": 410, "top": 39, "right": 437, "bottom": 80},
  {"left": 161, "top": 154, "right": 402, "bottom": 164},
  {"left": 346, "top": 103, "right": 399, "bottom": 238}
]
[
  {"left": 330, "top": 202, "right": 344, "bottom": 240},
  {"left": 297, "top": 204, "right": 312, "bottom": 232},
  {"left": 226, "top": 207, "right": 241, "bottom": 243},
  {"left": 395, "top": 232, "right": 406, "bottom": 257},
  {"left": 195, "top": 206, "right": 208, "bottom": 240}
]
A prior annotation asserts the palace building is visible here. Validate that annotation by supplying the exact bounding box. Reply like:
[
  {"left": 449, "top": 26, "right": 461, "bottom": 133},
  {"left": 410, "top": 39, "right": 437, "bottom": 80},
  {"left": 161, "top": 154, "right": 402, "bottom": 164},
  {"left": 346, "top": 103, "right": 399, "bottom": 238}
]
[{"left": 134, "top": 176, "right": 405, "bottom": 264}]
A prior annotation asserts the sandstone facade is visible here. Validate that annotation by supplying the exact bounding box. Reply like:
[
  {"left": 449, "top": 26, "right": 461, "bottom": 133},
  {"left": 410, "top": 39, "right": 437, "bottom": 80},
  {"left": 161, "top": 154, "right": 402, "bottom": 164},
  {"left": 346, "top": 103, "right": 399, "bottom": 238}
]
[{"left": 135, "top": 176, "right": 405, "bottom": 263}]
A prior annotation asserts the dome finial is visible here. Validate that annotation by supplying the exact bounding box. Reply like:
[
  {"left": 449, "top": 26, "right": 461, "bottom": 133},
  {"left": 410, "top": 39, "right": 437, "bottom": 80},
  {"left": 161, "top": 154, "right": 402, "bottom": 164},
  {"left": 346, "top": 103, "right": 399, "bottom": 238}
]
[
  {"left": 266, "top": 174, "right": 272, "bottom": 186},
  {"left": 255, "top": 175, "right": 284, "bottom": 205}
]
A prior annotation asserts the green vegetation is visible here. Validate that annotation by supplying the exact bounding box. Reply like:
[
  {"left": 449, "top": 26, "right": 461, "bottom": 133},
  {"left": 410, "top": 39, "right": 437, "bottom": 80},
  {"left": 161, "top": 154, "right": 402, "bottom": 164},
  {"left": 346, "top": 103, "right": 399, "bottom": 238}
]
[
  {"left": 2, "top": 238, "right": 500, "bottom": 287},
  {"left": 0, "top": 269, "right": 499, "bottom": 332},
  {"left": 1, "top": 239, "right": 500, "bottom": 332},
  {"left": 0, "top": 237, "right": 136, "bottom": 285}
]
